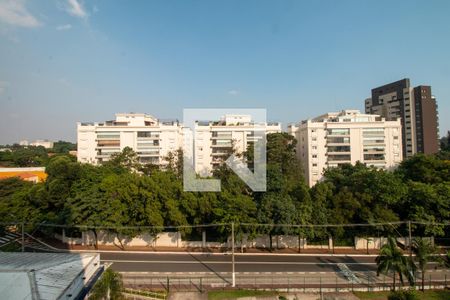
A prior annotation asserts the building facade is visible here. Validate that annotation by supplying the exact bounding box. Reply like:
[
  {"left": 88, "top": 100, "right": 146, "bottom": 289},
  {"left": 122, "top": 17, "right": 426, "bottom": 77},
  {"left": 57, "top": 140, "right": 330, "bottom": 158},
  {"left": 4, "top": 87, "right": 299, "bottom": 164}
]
[
  {"left": 192, "top": 114, "right": 281, "bottom": 175},
  {"left": 19, "top": 140, "right": 54, "bottom": 149},
  {"left": 365, "top": 79, "right": 439, "bottom": 157},
  {"left": 413, "top": 86, "right": 440, "bottom": 154},
  {"left": 77, "top": 113, "right": 281, "bottom": 175},
  {"left": 77, "top": 113, "right": 183, "bottom": 165},
  {"left": 288, "top": 110, "right": 403, "bottom": 187}
]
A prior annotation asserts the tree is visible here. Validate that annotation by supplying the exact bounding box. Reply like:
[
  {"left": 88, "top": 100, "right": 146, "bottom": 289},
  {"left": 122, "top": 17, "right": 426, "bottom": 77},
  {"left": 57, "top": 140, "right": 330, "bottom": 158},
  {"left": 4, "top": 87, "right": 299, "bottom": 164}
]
[
  {"left": 401, "top": 181, "right": 450, "bottom": 236},
  {"left": 412, "top": 237, "right": 438, "bottom": 291},
  {"left": 376, "top": 237, "right": 416, "bottom": 291},
  {"left": 0, "top": 146, "right": 49, "bottom": 167},
  {"left": 257, "top": 192, "right": 297, "bottom": 250},
  {"left": 439, "top": 131, "right": 450, "bottom": 151},
  {"left": 90, "top": 268, "right": 124, "bottom": 300},
  {"left": 51, "top": 140, "right": 76, "bottom": 154},
  {"left": 395, "top": 154, "right": 450, "bottom": 184},
  {"left": 104, "top": 147, "right": 140, "bottom": 172},
  {"left": 164, "top": 148, "right": 184, "bottom": 178},
  {"left": 443, "top": 251, "right": 450, "bottom": 268},
  {"left": 0, "top": 177, "right": 44, "bottom": 224}
]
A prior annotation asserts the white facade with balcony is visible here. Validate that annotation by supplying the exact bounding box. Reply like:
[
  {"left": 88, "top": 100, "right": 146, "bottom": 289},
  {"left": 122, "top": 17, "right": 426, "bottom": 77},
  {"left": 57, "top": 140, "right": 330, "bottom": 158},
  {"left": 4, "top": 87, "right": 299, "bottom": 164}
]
[
  {"left": 193, "top": 114, "right": 281, "bottom": 175},
  {"left": 77, "top": 113, "right": 183, "bottom": 165},
  {"left": 288, "top": 110, "right": 403, "bottom": 187},
  {"left": 77, "top": 113, "right": 281, "bottom": 175}
]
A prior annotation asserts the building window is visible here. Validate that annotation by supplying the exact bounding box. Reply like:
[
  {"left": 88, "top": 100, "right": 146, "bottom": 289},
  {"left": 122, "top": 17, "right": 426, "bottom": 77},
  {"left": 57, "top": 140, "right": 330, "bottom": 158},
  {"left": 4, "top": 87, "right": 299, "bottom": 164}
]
[{"left": 327, "top": 128, "right": 350, "bottom": 136}]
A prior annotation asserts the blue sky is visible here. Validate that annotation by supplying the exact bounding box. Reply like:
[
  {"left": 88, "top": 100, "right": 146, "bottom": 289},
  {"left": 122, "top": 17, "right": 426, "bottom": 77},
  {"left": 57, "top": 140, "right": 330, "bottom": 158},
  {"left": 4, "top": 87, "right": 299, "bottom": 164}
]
[{"left": 0, "top": 0, "right": 449, "bottom": 144}]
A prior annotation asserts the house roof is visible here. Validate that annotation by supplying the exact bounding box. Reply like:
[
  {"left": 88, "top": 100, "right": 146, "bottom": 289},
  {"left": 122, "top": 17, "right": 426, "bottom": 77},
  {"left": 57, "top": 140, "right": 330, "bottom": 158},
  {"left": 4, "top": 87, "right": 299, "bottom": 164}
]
[{"left": 0, "top": 253, "right": 99, "bottom": 300}]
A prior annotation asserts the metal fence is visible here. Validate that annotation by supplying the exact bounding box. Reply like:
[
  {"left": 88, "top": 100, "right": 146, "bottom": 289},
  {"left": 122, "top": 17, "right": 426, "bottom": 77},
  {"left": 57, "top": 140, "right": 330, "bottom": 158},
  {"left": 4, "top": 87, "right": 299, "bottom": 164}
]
[{"left": 121, "top": 271, "right": 450, "bottom": 293}]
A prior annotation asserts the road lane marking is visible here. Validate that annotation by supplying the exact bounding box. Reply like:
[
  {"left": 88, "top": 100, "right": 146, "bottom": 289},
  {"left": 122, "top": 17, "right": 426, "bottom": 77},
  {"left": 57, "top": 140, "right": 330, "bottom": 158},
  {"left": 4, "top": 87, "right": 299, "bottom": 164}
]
[{"left": 102, "top": 259, "right": 377, "bottom": 265}]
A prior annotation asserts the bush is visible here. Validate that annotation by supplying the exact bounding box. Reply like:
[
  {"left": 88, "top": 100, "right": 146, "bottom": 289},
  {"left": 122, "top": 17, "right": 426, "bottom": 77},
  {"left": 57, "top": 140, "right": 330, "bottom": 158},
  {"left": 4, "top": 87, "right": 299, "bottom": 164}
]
[{"left": 387, "top": 290, "right": 419, "bottom": 300}]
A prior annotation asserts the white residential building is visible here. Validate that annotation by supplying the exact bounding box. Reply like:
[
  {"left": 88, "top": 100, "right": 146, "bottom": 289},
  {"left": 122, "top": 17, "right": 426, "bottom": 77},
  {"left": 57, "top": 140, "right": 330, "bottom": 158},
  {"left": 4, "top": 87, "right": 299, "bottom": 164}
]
[
  {"left": 288, "top": 110, "right": 403, "bottom": 187},
  {"left": 192, "top": 114, "right": 281, "bottom": 175},
  {"left": 77, "top": 113, "right": 281, "bottom": 174},
  {"left": 30, "top": 139, "right": 54, "bottom": 149},
  {"left": 19, "top": 140, "right": 54, "bottom": 148},
  {"left": 77, "top": 113, "right": 183, "bottom": 165}
]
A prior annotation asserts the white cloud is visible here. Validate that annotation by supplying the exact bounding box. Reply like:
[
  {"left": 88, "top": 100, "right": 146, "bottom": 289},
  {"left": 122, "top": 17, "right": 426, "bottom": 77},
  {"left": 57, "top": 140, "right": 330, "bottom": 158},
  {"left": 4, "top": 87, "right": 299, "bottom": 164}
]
[
  {"left": 0, "top": 0, "right": 41, "bottom": 28},
  {"left": 56, "top": 23, "right": 72, "bottom": 31},
  {"left": 228, "top": 90, "right": 239, "bottom": 96},
  {"left": 0, "top": 81, "right": 10, "bottom": 94},
  {"left": 66, "top": 0, "right": 87, "bottom": 18}
]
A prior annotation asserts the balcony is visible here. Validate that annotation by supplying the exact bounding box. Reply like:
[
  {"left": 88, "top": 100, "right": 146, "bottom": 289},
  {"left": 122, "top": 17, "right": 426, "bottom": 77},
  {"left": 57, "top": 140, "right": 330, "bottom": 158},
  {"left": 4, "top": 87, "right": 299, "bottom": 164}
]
[
  {"left": 211, "top": 143, "right": 232, "bottom": 148},
  {"left": 211, "top": 151, "right": 230, "bottom": 156},
  {"left": 364, "top": 154, "right": 385, "bottom": 161},
  {"left": 211, "top": 135, "right": 232, "bottom": 140},
  {"left": 327, "top": 154, "right": 351, "bottom": 162},
  {"left": 96, "top": 153, "right": 117, "bottom": 158},
  {"left": 96, "top": 142, "right": 120, "bottom": 148},
  {"left": 137, "top": 152, "right": 160, "bottom": 157},
  {"left": 95, "top": 145, "right": 120, "bottom": 150}
]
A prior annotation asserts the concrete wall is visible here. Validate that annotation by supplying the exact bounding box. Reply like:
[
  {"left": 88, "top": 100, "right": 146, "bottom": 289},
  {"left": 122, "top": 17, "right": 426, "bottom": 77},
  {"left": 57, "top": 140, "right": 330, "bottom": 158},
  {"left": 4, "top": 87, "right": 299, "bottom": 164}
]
[
  {"left": 239, "top": 234, "right": 307, "bottom": 249},
  {"left": 57, "top": 231, "right": 432, "bottom": 250},
  {"left": 354, "top": 237, "right": 388, "bottom": 250},
  {"left": 354, "top": 237, "right": 434, "bottom": 250}
]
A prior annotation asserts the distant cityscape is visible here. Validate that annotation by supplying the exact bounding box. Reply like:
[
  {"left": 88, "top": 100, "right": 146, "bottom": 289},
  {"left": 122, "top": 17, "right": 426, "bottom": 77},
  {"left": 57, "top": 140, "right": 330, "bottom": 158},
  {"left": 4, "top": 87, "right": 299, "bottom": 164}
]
[{"left": 73, "top": 78, "right": 440, "bottom": 186}]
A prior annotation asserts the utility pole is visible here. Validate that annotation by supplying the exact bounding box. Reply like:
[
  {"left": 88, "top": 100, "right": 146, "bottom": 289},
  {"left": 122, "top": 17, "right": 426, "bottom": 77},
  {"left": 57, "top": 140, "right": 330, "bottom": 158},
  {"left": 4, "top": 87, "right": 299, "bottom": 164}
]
[
  {"left": 231, "top": 222, "right": 235, "bottom": 287},
  {"left": 408, "top": 220, "right": 412, "bottom": 257},
  {"left": 21, "top": 221, "right": 25, "bottom": 252}
]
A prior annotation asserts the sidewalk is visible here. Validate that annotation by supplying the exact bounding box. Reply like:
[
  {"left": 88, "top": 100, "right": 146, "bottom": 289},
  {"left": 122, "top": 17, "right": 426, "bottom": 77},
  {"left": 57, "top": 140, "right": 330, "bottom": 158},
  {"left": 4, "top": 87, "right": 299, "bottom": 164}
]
[{"left": 43, "top": 237, "right": 382, "bottom": 255}]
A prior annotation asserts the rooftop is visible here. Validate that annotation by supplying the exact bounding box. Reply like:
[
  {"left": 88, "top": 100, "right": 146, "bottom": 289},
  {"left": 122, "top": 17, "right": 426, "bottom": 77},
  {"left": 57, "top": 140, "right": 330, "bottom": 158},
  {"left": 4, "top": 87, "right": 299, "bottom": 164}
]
[{"left": 0, "top": 252, "right": 99, "bottom": 300}]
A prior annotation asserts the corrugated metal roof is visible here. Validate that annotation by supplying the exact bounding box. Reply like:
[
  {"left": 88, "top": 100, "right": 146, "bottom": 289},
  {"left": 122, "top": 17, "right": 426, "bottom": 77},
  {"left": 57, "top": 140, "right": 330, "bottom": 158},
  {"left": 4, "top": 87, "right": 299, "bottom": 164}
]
[{"left": 0, "top": 253, "right": 98, "bottom": 300}]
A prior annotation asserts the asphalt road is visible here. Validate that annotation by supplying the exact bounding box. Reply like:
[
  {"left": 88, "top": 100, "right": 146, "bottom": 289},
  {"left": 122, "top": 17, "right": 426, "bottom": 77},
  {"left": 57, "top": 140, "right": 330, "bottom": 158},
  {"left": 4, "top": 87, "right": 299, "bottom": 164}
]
[{"left": 102, "top": 252, "right": 379, "bottom": 273}]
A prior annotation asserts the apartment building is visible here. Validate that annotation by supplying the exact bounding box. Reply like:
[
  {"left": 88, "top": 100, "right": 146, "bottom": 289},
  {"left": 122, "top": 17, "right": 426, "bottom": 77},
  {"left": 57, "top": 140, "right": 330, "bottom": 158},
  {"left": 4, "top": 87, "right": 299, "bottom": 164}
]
[
  {"left": 192, "top": 114, "right": 281, "bottom": 175},
  {"left": 19, "top": 139, "right": 54, "bottom": 149},
  {"left": 288, "top": 110, "right": 402, "bottom": 187},
  {"left": 77, "top": 113, "right": 281, "bottom": 175},
  {"left": 365, "top": 79, "right": 439, "bottom": 157},
  {"left": 77, "top": 113, "right": 183, "bottom": 165}
]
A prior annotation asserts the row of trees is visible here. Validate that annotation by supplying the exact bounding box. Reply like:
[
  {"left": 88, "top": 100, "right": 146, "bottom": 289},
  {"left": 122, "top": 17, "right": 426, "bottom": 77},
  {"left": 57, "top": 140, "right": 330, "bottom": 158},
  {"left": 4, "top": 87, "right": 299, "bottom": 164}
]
[
  {"left": 0, "top": 141, "right": 76, "bottom": 167},
  {"left": 0, "top": 133, "right": 449, "bottom": 248}
]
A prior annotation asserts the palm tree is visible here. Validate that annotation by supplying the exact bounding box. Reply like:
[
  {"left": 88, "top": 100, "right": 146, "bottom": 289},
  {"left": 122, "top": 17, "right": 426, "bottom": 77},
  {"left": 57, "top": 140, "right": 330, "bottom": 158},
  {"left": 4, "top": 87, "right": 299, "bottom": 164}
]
[
  {"left": 376, "top": 237, "right": 416, "bottom": 291},
  {"left": 90, "top": 268, "right": 124, "bottom": 300},
  {"left": 412, "top": 237, "right": 437, "bottom": 292}
]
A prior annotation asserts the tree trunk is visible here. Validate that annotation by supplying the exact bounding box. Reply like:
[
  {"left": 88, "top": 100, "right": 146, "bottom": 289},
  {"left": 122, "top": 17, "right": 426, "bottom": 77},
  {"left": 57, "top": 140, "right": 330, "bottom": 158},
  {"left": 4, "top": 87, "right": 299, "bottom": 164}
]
[
  {"left": 269, "top": 233, "right": 273, "bottom": 251},
  {"left": 422, "top": 269, "right": 425, "bottom": 292},
  {"left": 93, "top": 229, "right": 98, "bottom": 250},
  {"left": 392, "top": 271, "right": 396, "bottom": 291},
  {"left": 116, "top": 232, "right": 125, "bottom": 250}
]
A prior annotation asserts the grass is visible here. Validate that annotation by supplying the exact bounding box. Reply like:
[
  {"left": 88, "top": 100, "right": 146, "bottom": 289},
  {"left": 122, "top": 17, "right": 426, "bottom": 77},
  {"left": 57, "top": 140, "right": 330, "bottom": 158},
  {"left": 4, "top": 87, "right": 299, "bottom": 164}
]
[
  {"left": 354, "top": 289, "right": 450, "bottom": 300},
  {"left": 208, "top": 289, "right": 279, "bottom": 300}
]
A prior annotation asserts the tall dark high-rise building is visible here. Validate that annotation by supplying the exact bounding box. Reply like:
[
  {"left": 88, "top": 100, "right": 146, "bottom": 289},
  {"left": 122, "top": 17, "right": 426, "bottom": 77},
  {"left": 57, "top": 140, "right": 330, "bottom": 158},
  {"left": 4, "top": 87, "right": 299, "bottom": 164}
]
[
  {"left": 365, "top": 78, "right": 439, "bottom": 157},
  {"left": 413, "top": 86, "right": 439, "bottom": 154}
]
